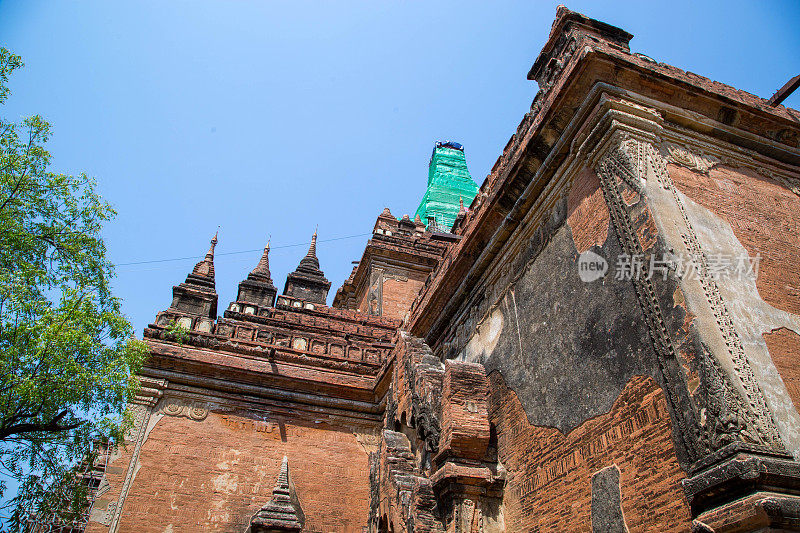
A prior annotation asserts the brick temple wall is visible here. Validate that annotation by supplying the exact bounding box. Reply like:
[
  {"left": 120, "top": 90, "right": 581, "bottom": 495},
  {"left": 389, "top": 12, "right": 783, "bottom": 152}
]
[
  {"left": 88, "top": 403, "right": 375, "bottom": 533},
  {"left": 449, "top": 164, "right": 697, "bottom": 531},
  {"left": 489, "top": 373, "right": 691, "bottom": 532},
  {"left": 381, "top": 276, "right": 425, "bottom": 320},
  {"left": 354, "top": 272, "right": 428, "bottom": 320},
  {"left": 765, "top": 328, "right": 800, "bottom": 413},
  {"left": 669, "top": 164, "right": 800, "bottom": 316},
  {"left": 669, "top": 164, "right": 800, "bottom": 413}
]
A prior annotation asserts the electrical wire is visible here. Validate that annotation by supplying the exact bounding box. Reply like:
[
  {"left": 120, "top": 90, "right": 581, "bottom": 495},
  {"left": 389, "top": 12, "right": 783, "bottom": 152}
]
[{"left": 115, "top": 232, "right": 371, "bottom": 268}]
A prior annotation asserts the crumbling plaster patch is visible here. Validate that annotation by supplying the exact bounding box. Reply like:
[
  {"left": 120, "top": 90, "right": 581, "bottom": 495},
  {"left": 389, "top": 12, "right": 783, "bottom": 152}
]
[
  {"left": 464, "top": 307, "right": 504, "bottom": 363},
  {"left": 458, "top": 221, "right": 660, "bottom": 435},
  {"left": 643, "top": 163, "right": 800, "bottom": 457}
]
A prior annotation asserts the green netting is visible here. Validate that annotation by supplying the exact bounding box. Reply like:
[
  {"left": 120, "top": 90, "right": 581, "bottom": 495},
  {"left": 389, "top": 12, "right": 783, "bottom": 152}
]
[{"left": 414, "top": 143, "right": 479, "bottom": 231}]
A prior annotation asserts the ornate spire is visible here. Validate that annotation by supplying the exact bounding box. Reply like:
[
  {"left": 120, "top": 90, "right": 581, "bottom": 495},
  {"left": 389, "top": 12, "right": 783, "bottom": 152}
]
[
  {"left": 298, "top": 229, "right": 319, "bottom": 271},
  {"left": 283, "top": 229, "right": 331, "bottom": 305},
  {"left": 234, "top": 236, "right": 277, "bottom": 308},
  {"left": 250, "top": 238, "right": 273, "bottom": 282},
  {"left": 161, "top": 231, "right": 218, "bottom": 322},
  {"left": 191, "top": 231, "right": 218, "bottom": 282},
  {"left": 207, "top": 230, "right": 218, "bottom": 258},
  {"left": 452, "top": 196, "right": 469, "bottom": 233},
  {"left": 249, "top": 456, "right": 304, "bottom": 533}
]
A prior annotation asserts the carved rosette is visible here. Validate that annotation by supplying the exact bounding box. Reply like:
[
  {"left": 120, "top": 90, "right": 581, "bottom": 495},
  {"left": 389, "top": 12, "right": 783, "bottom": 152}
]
[{"left": 159, "top": 399, "right": 209, "bottom": 421}]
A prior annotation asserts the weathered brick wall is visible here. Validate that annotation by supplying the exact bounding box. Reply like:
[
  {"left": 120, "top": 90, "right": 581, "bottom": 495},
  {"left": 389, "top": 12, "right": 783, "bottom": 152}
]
[
  {"left": 670, "top": 164, "right": 800, "bottom": 412},
  {"left": 670, "top": 164, "right": 800, "bottom": 316},
  {"left": 438, "top": 361, "right": 490, "bottom": 461},
  {"left": 388, "top": 333, "right": 443, "bottom": 459},
  {"left": 89, "top": 404, "right": 375, "bottom": 533},
  {"left": 566, "top": 167, "right": 609, "bottom": 254},
  {"left": 381, "top": 276, "right": 425, "bottom": 321},
  {"left": 441, "top": 163, "right": 697, "bottom": 531},
  {"left": 351, "top": 274, "right": 426, "bottom": 320},
  {"left": 489, "top": 373, "right": 691, "bottom": 532},
  {"left": 764, "top": 328, "right": 800, "bottom": 411}
]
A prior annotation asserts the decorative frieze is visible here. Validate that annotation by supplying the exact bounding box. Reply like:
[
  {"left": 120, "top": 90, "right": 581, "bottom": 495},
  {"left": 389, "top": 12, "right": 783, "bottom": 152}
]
[
  {"left": 660, "top": 128, "right": 800, "bottom": 198},
  {"left": 661, "top": 141, "right": 721, "bottom": 174},
  {"left": 160, "top": 399, "right": 209, "bottom": 421}
]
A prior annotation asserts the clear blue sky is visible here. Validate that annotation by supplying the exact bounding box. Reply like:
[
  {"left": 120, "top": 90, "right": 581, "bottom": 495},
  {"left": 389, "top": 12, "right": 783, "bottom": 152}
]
[{"left": 1, "top": 0, "right": 798, "bottom": 337}]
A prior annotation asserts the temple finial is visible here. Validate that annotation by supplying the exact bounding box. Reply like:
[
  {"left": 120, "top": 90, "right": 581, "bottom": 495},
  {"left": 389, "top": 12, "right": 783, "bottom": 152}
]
[
  {"left": 192, "top": 230, "right": 218, "bottom": 280},
  {"left": 250, "top": 236, "right": 273, "bottom": 280},
  {"left": 206, "top": 227, "right": 219, "bottom": 260},
  {"left": 307, "top": 229, "right": 318, "bottom": 260},
  {"left": 162, "top": 231, "right": 218, "bottom": 322},
  {"left": 233, "top": 235, "right": 276, "bottom": 308}
]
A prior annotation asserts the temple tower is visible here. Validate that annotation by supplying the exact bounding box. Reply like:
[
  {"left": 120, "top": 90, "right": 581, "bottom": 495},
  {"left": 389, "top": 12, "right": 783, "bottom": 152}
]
[
  {"left": 236, "top": 239, "right": 278, "bottom": 309},
  {"left": 282, "top": 230, "right": 331, "bottom": 304},
  {"left": 414, "top": 141, "right": 479, "bottom": 231},
  {"left": 155, "top": 232, "right": 218, "bottom": 333}
]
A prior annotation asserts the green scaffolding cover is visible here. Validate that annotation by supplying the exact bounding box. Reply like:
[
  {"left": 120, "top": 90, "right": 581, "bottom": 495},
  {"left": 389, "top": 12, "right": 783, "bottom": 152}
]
[{"left": 414, "top": 142, "right": 479, "bottom": 231}]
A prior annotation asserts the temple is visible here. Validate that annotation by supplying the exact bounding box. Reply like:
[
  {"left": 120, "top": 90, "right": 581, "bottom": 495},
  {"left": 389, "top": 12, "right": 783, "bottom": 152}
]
[{"left": 86, "top": 7, "right": 800, "bottom": 533}]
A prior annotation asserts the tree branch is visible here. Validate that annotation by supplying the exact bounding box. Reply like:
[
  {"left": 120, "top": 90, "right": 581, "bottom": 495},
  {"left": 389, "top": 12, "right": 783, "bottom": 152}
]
[{"left": 0, "top": 410, "right": 82, "bottom": 441}]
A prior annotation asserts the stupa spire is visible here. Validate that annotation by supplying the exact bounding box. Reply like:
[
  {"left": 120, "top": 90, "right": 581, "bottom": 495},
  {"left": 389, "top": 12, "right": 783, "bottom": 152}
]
[
  {"left": 250, "top": 237, "right": 273, "bottom": 281},
  {"left": 157, "top": 231, "right": 219, "bottom": 324},
  {"left": 190, "top": 231, "right": 218, "bottom": 284},
  {"left": 249, "top": 456, "right": 304, "bottom": 533},
  {"left": 298, "top": 228, "right": 320, "bottom": 272},
  {"left": 234, "top": 236, "right": 277, "bottom": 308},
  {"left": 283, "top": 228, "right": 331, "bottom": 305}
]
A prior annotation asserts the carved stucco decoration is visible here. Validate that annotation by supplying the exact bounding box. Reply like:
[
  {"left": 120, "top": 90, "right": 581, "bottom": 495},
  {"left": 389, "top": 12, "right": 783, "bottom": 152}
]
[
  {"left": 367, "top": 268, "right": 383, "bottom": 316},
  {"left": 98, "top": 501, "right": 116, "bottom": 526},
  {"left": 160, "top": 399, "right": 209, "bottom": 421},
  {"left": 590, "top": 138, "right": 700, "bottom": 462},
  {"left": 106, "top": 402, "right": 157, "bottom": 533},
  {"left": 660, "top": 129, "right": 800, "bottom": 198},
  {"left": 598, "top": 136, "right": 792, "bottom": 456},
  {"left": 537, "top": 35, "right": 579, "bottom": 94},
  {"left": 354, "top": 432, "right": 381, "bottom": 454},
  {"left": 454, "top": 498, "right": 479, "bottom": 533},
  {"left": 662, "top": 141, "right": 721, "bottom": 174}
]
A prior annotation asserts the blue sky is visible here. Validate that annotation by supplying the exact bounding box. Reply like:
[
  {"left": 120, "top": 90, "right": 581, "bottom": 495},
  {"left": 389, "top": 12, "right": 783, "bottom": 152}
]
[{"left": 1, "top": 0, "right": 798, "bottom": 336}]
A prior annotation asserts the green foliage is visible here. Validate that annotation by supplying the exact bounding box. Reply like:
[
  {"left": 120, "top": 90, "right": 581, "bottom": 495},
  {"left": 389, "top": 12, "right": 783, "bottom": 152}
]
[
  {"left": 0, "top": 48, "right": 147, "bottom": 530},
  {"left": 164, "top": 320, "right": 190, "bottom": 345}
]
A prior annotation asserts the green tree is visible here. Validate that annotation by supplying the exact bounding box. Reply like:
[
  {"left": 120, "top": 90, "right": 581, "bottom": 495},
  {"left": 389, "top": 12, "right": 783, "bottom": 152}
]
[{"left": 0, "top": 48, "right": 147, "bottom": 530}]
